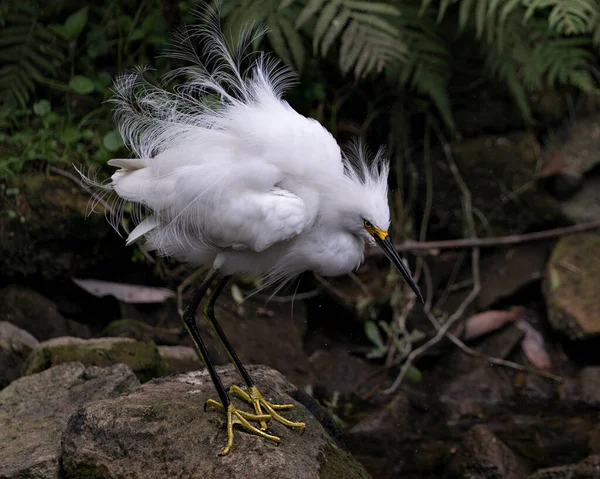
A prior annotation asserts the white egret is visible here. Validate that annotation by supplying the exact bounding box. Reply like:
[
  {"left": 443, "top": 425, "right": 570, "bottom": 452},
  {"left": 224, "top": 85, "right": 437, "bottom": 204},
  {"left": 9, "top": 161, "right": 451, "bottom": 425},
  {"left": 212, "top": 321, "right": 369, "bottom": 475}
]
[{"left": 88, "top": 10, "right": 423, "bottom": 455}]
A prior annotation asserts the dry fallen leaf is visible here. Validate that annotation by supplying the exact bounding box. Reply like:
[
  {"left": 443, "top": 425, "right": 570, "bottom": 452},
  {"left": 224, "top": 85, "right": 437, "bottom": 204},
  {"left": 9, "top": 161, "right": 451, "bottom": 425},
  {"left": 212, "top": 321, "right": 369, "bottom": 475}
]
[
  {"left": 517, "top": 319, "right": 552, "bottom": 372},
  {"left": 462, "top": 310, "right": 519, "bottom": 341},
  {"left": 73, "top": 278, "right": 175, "bottom": 303}
]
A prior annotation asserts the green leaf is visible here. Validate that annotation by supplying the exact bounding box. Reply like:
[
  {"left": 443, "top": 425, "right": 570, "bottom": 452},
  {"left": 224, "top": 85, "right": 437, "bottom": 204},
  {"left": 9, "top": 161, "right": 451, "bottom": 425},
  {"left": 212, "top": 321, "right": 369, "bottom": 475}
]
[
  {"left": 48, "top": 24, "right": 68, "bottom": 39},
  {"left": 279, "top": 15, "right": 306, "bottom": 71},
  {"left": 69, "top": 75, "right": 95, "bottom": 94},
  {"left": 63, "top": 7, "right": 89, "bottom": 39},
  {"left": 60, "top": 127, "right": 81, "bottom": 144},
  {"left": 405, "top": 365, "right": 423, "bottom": 382},
  {"left": 102, "top": 130, "right": 124, "bottom": 152},
  {"left": 343, "top": 1, "right": 401, "bottom": 16},
  {"left": 364, "top": 320, "right": 385, "bottom": 349},
  {"left": 32, "top": 99, "right": 51, "bottom": 116},
  {"left": 297, "top": 0, "right": 326, "bottom": 29}
]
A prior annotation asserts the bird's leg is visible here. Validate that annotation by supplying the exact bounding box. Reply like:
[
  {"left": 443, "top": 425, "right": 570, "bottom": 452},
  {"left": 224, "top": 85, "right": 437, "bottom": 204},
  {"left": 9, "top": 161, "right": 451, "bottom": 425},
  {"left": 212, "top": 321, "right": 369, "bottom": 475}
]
[
  {"left": 182, "top": 270, "right": 277, "bottom": 455},
  {"left": 203, "top": 276, "right": 306, "bottom": 433}
]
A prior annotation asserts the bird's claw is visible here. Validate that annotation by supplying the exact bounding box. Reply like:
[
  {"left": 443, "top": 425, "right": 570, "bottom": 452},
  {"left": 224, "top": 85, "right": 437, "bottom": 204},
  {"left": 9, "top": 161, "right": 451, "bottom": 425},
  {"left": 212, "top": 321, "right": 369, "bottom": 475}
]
[
  {"left": 204, "top": 399, "right": 279, "bottom": 456},
  {"left": 228, "top": 384, "right": 306, "bottom": 432}
]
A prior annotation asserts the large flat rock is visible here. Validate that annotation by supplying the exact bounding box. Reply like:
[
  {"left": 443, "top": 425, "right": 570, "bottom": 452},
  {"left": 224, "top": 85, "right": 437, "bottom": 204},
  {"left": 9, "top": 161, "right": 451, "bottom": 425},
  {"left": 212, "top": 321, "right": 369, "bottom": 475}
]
[
  {"left": 61, "top": 364, "right": 370, "bottom": 479},
  {"left": 0, "top": 362, "right": 140, "bottom": 479}
]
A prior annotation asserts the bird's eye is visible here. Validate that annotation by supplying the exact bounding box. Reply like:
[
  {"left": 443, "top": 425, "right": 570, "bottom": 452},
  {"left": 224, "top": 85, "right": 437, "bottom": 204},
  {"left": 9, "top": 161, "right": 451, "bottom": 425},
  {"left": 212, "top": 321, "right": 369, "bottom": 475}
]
[{"left": 363, "top": 220, "right": 373, "bottom": 228}]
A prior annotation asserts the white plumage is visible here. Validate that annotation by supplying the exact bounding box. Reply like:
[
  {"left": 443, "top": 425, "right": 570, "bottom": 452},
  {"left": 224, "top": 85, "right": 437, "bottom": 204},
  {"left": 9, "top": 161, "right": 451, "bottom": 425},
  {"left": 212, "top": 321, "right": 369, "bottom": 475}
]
[{"left": 89, "top": 10, "right": 421, "bottom": 299}]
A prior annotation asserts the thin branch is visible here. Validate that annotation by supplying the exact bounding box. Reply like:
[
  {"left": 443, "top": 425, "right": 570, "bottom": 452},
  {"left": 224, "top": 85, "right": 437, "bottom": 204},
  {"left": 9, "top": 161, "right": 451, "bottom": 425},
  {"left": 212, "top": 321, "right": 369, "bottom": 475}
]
[
  {"left": 445, "top": 332, "right": 562, "bottom": 382},
  {"left": 366, "top": 220, "right": 600, "bottom": 255}
]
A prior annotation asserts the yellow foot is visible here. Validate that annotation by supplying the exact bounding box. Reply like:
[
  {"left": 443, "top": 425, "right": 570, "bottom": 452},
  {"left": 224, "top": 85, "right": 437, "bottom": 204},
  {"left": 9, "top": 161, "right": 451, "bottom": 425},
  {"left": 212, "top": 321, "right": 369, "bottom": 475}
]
[
  {"left": 229, "top": 384, "right": 307, "bottom": 432},
  {"left": 204, "top": 399, "right": 280, "bottom": 456}
]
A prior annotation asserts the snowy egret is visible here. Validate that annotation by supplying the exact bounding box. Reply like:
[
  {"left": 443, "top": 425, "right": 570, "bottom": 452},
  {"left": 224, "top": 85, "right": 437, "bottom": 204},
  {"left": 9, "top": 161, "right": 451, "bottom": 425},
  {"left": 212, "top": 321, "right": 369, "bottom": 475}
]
[{"left": 88, "top": 10, "right": 423, "bottom": 455}]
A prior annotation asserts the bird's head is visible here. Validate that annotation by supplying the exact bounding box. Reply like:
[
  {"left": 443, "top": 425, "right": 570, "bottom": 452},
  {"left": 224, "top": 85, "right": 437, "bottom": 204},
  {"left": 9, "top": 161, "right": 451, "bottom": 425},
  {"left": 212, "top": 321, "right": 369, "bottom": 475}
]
[{"left": 339, "top": 141, "right": 424, "bottom": 303}]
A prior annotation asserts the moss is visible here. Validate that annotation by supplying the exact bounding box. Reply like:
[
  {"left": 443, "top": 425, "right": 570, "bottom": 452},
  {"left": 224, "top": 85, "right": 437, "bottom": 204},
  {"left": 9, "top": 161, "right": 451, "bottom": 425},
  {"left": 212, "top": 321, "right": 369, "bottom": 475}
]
[
  {"left": 318, "top": 438, "right": 371, "bottom": 479},
  {"left": 24, "top": 340, "right": 164, "bottom": 382}
]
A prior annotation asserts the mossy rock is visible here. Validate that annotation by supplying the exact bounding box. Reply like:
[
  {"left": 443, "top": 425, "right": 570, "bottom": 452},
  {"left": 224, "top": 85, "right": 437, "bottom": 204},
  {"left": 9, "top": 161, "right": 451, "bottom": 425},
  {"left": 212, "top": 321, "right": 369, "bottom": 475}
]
[
  {"left": 24, "top": 337, "right": 164, "bottom": 382},
  {"left": 0, "top": 172, "right": 126, "bottom": 279},
  {"left": 61, "top": 365, "right": 371, "bottom": 479},
  {"left": 543, "top": 233, "right": 600, "bottom": 339},
  {"left": 432, "top": 131, "right": 562, "bottom": 237}
]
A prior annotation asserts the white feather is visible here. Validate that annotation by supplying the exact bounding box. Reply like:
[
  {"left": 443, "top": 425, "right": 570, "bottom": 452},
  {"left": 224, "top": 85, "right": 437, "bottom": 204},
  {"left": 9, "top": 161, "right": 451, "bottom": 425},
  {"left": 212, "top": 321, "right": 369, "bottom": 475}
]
[{"left": 86, "top": 8, "right": 394, "bottom": 288}]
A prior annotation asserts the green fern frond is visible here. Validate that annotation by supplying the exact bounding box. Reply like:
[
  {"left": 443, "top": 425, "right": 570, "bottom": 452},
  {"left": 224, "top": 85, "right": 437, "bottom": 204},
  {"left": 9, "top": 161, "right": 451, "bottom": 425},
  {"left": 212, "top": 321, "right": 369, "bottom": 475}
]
[
  {"left": 297, "top": 0, "right": 408, "bottom": 77},
  {"left": 387, "top": 6, "right": 454, "bottom": 130},
  {"left": 522, "top": 0, "right": 600, "bottom": 37},
  {"left": 0, "top": 3, "right": 61, "bottom": 114},
  {"left": 222, "top": 0, "right": 307, "bottom": 71}
]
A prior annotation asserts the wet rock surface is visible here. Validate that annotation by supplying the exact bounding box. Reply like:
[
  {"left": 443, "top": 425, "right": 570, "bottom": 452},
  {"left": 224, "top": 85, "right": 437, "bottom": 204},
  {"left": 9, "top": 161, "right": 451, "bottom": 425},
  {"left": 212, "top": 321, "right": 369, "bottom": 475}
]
[
  {"left": 0, "top": 321, "right": 38, "bottom": 389},
  {"left": 447, "top": 425, "right": 531, "bottom": 478},
  {"left": 527, "top": 455, "right": 600, "bottom": 479},
  {"left": 0, "top": 285, "right": 90, "bottom": 341},
  {"left": 24, "top": 336, "right": 164, "bottom": 382},
  {"left": 61, "top": 365, "right": 370, "bottom": 479},
  {"left": 544, "top": 233, "right": 600, "bottom": 339},
  {"left": 432, "top": 131, "right": 561, "bottom": 237},
  {"left": 0, "top": 362, "right": 140, "bottom": 479}
]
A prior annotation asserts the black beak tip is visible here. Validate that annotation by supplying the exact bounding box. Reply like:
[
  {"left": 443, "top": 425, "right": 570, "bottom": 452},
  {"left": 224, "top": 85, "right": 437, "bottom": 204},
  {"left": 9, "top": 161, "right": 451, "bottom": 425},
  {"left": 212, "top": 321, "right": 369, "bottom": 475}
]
[{"left": 415, "top": 288, "right": 424, "bottom": 304}]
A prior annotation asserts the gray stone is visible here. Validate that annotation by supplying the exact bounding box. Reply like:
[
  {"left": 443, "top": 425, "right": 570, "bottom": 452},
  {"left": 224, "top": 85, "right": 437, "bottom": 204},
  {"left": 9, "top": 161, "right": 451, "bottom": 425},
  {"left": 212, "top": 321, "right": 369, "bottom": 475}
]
[
  {"left": 544, "top": 233, "right": 600, "bottom": 339},
  {"left": 527, "top": 455, "right": 600, "bottom": 479},
  {"left": 158, "top": 345, "right": 202, "bottom": 375},
  {"left": 579, "top": 367, "right": 600, "bottom": 408},
  {"left": 61, "top": 364, "right": 370, "bottom": 479},
  {"left": 0, "top": 321, "right": 38, "bottom": 389},
  {"left": 448, "top": 425, "right": 530, "bottom": 478},
  {"left": 0, "top": 362, "right": 140, "bottom": 479}
]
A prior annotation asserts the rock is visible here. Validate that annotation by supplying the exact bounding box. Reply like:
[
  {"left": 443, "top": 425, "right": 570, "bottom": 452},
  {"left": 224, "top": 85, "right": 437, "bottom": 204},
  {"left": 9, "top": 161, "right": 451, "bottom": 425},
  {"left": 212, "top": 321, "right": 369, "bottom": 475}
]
[
  {"left": 441, "top": 365, "right": 514, "bottom": 427},
  {"left": 0, "top": 285, "right": 90, "bottom": 341},
  {"left": 0, "top": 172, "right": 127, "bottom": 280},
  {"left": 0, "top": 321, "right": 38, "bottom": 389},
  {"left": 540, "top": 114, "right": 600, "bottom": 184},
  {"left": 561, "top": 175, "right": 600, "bottom": 224},
  {"left": 24, "top": 337, "right": 164, "bottom": 383},
  {"left": 527, "top": 455, "right": 600, "bottom": 479},
  {"left": 61, "top": 364, "right": 370, "bottom": 479},
  {"left": 0, "top": 362, "right": 140, "bottom": 479},
  {"left": 308, "top": 348, "right": 378, "bottom": 398},
  {"left": 158, "top": 345, "right": 202, "bottom": 375},
  {"left": 347, "top": 393, "right": 412, "bottom": 444},
  {"left": 447, "top": 424, "right": 531, "bottom": 478},
  {"left": 478, "top": 245, "right": 550, "bottom": 308},
  {"left": 579, "top": 367, "right": 600, "bottom": 408},
  {"left": 103, "top": 317, "right": 184, "bottom": 345},
  {"left": 544, "top": 233, "right": 600, "bottom": 339},
  {"left": 432, "top": 131, "right": 561, "bottom": 237},
  {"left": 492, "top": 416, "right": 592, "bottom": 469}
]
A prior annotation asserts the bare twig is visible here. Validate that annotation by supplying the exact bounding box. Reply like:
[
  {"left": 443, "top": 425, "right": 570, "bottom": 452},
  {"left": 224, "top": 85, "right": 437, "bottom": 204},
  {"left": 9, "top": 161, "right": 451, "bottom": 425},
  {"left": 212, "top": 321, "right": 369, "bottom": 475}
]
[
  {"left": 445, "top": 332, "right": 562, "bottom": 382},
  {"left": 366, "top": 220, "right": 600, "bottom": 255}
]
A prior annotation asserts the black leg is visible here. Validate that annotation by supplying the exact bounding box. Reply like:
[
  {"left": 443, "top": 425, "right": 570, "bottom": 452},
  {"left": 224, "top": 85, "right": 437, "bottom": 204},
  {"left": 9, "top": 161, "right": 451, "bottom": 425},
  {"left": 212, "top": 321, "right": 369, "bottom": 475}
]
[
  {"left": 204, "top": 275, "right": 255, "bottom": 389},
  {"left": 182, "top": 269, "right": 230, "bottom": 409},
  {"left": 203, "top": 276, "right": 306, "bottom": 433}
]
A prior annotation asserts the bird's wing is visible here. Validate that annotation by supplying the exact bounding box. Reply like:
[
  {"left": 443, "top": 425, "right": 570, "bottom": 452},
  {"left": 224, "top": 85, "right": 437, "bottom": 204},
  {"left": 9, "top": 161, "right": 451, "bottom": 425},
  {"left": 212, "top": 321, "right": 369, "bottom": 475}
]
[{"left": 210, "top": 186, "right": 310, "bottom": 252}]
